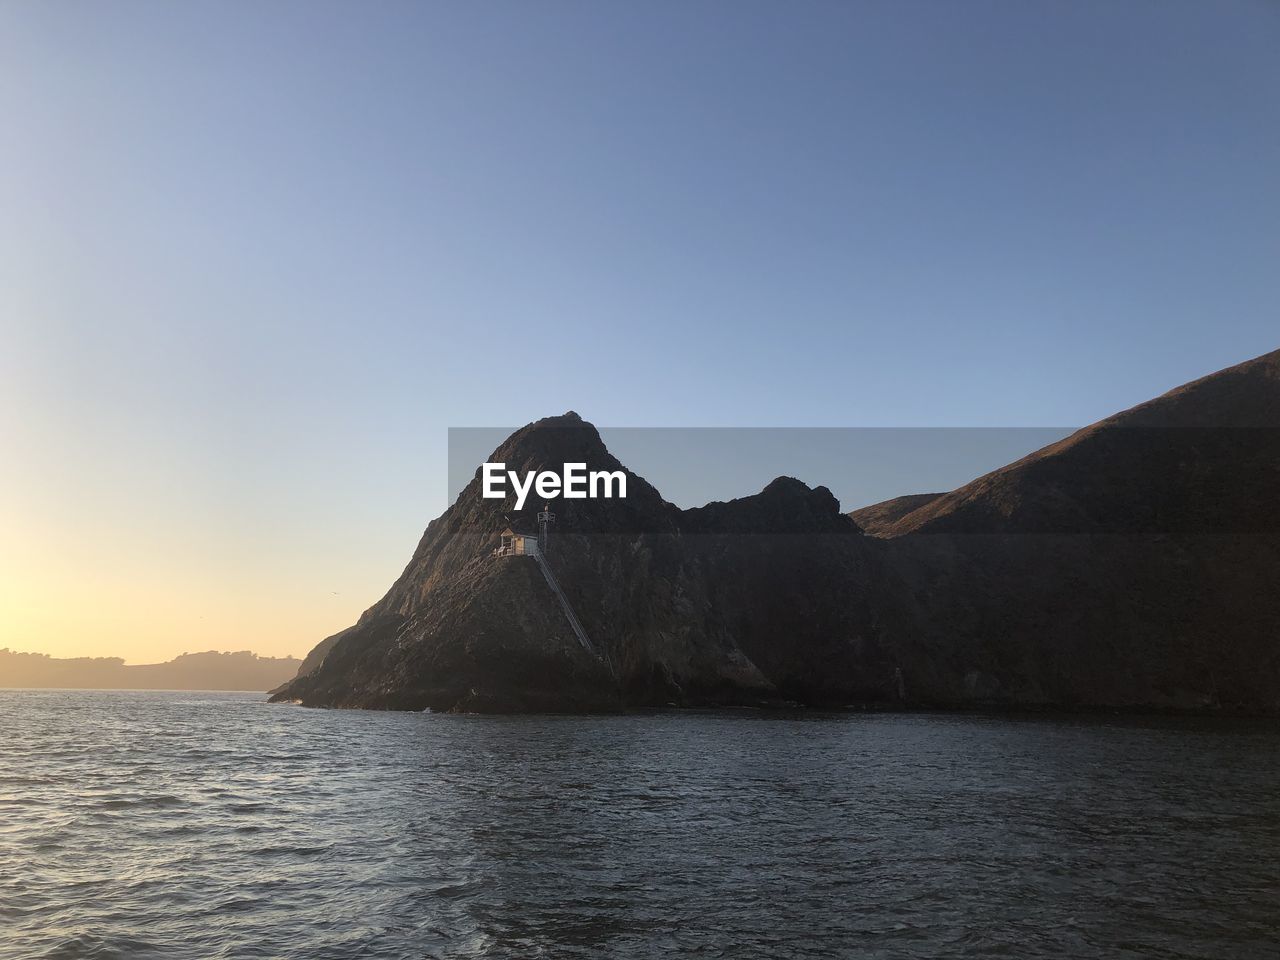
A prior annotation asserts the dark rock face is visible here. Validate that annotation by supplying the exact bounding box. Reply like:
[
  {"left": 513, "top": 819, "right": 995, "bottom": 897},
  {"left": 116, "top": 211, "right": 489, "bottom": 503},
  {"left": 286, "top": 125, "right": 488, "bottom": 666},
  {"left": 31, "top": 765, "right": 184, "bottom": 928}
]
[
  {"left": 275, "top": 350, "right": 1280, "bottom": 716},
  {"left": 853, "top": 348, "right": 1280, "bottom": 714}
]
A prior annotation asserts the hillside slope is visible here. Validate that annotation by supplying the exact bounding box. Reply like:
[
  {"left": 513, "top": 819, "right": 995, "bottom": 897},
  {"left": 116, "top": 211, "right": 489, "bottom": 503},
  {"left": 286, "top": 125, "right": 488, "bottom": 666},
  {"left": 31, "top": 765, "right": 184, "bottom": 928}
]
[
  {"left": 865, "top": 349, "right": 1280, "bottom": 712},
  {"left": 874, "top": 349, "right": 1280, "bottom": 537},
  {"left": 849, "top": 493, "right": 945, "bottom": 537}
]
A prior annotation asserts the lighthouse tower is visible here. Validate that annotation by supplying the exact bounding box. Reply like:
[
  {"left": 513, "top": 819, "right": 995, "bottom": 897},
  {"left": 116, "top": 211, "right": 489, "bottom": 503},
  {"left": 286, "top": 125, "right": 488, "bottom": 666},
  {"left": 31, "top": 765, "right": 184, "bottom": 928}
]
[{"left": 536, "top": 503, "right": 556, "bottom": 557}]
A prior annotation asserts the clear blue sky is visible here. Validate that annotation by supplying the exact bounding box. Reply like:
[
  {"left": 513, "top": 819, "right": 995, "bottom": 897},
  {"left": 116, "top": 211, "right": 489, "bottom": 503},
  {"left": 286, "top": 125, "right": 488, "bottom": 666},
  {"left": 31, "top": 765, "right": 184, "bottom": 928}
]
[{"left": 1, "top": 1, "right": 1277, "bottom": 660}]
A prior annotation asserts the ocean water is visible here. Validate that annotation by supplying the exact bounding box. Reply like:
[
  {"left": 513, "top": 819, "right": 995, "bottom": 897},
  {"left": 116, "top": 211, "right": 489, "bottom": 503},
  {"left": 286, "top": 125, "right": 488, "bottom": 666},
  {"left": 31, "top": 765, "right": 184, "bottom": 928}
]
[{"left": 2, "top": 691, "right": 1278, "bottom": 959}]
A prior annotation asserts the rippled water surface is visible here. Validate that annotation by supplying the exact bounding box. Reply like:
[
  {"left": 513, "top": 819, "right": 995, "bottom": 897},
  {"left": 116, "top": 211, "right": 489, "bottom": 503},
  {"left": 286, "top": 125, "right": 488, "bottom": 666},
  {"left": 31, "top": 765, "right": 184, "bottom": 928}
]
[{"left": 3, "top": 691, "right": 1279, "bottom": 959}]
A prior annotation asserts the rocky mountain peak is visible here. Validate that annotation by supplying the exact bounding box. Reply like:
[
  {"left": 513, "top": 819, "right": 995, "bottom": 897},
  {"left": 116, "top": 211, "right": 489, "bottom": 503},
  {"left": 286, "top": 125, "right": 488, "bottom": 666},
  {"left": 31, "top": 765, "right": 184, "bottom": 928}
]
[{"left": 682, "top": 476, "right": 858, "bottom": 535}]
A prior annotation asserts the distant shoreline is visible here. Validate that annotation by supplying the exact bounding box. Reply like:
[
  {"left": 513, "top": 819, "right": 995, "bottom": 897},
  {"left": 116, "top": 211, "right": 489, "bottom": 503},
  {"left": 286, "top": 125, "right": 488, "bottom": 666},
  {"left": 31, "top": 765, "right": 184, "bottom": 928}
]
[
  {"left": 0, "top": 686, "right": 280, "bottom": 694},
  {"left": 0, "top": 648, "right": 301, "bottom": 694}
]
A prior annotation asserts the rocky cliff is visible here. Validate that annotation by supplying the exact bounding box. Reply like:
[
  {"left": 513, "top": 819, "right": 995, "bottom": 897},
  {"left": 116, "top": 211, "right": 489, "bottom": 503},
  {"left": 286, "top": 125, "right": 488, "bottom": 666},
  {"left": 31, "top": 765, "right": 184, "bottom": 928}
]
[
  {"left": 274, "top": 350, "right": 1280, "bottom": 715},
  {"left": 273, "top": 413, "right": 913, "bottom": 712}
]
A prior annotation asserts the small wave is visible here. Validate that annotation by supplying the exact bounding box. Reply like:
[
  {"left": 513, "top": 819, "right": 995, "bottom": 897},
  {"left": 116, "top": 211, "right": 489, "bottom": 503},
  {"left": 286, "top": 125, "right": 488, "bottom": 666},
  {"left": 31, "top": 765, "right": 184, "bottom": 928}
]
[
  {"left": 213, "top": 896, "right": 264, "bottom": 914},
  {"left": 159, "top": 823, "right": 202, "bottom": 836},
  {"left": 90, "top": 795, "right": 187, "bottom": 811},
  {"left": 0, "top": 775, "right": 57, "bottom": 787},
  {"left": 34, "top": 933, "right": 164, "bottom": 960},
  {"left": 252, "top": 844, "right": 329, "bottom": 857}
]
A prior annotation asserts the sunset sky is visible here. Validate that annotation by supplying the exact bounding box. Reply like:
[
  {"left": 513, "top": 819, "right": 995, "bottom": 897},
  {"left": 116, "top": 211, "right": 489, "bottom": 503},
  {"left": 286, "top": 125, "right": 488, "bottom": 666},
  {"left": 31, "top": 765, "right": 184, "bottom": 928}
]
[{"left": 2, "top": 1, "right": 1277, "bottom": 663}]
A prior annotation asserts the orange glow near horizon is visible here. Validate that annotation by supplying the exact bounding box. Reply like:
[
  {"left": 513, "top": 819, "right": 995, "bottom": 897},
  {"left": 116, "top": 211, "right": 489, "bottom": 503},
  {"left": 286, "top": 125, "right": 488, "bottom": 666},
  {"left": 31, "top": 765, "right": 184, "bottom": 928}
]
[
  {"left": 0, "top": 457, "right": 428, "bottom": 665},
  {"left": 0, "top": 515, "right": 367, "bottom": 664}
]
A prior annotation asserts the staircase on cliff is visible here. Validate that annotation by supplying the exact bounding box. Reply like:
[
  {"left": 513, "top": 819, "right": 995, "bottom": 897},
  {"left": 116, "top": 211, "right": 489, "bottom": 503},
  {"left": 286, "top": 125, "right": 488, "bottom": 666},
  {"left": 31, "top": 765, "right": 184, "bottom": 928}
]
[
  {"left": 532, "top": 551, "right": 605, "bottom": 663},
  {"left": 493, "top": 506, "right": 614, "bottom": 676}
]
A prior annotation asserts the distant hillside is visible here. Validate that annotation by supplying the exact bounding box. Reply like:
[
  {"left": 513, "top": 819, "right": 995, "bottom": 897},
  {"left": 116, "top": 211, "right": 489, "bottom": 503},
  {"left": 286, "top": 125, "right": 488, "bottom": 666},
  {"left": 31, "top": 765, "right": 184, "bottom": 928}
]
[
  {"left": 0, "top": 649, "right": 302, "bottom": 691},
  {"left": 845, "top": 347, "right": 1280, "bottom": 712},
  {"left": 861, "top": 348, "right": 1280, "bottom": 537},
  {"left": 848, "top": 493, "right": 944, "bottom": 537}
]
